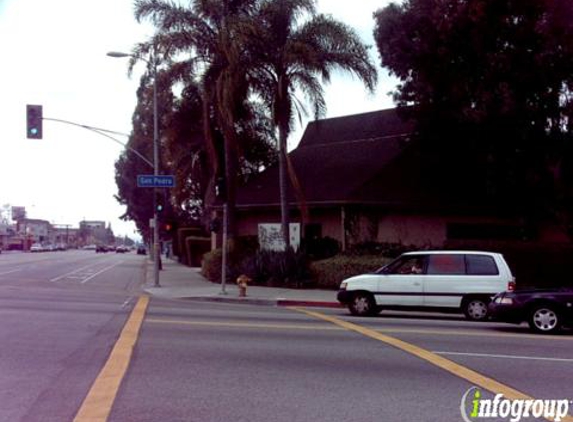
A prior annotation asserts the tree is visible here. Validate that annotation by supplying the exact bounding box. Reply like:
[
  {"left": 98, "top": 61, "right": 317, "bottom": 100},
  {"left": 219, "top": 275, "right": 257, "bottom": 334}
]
[
  {"left": 134, "top": 0, "right": 260, "bottom": 241},
  {"left": 115, "top": 72, "right": 174, "bottom": 239},
  {"left": 118, "top": 1, "right": 277, "bottom": 239},
  {"left": 374, "top": 0, "right": 573, "bottom": 234},
  {"left": 247, "top": 0, "right": 378, "bottom": 246}
]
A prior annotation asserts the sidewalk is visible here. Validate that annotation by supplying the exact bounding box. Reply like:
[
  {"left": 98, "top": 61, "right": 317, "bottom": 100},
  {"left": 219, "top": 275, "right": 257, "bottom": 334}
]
[{"left": 143, "top": 258, "right": 342, "bottom": 308}]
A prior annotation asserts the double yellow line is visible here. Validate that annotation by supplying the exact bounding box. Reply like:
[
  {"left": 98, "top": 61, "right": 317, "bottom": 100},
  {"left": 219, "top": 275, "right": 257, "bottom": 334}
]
[
  {"left": 72, "top": 298, "right": 572, "bottom": 422},
  {"left": 293, "top": 308, "right": 573, "bottom": 422}
]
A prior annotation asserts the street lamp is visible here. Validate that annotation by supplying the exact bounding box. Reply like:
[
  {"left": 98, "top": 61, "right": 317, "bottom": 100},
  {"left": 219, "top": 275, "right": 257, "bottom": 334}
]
[{"left": 107, "top": 49, "right": 160, "bottom": 288}]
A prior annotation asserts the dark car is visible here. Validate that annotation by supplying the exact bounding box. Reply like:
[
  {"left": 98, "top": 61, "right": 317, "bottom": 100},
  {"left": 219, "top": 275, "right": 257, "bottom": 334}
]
[
  {"left": 96, "top": 245, "right": 109, "bottom": 253},
  {"left": 489, "top": 288, "right": 573, "bottom": 334}
]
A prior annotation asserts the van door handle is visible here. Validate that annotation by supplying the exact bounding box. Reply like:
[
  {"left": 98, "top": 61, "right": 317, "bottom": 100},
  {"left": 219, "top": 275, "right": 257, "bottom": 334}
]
[{"left": 413, "top": 282, "right": 421, "bottom": 286}]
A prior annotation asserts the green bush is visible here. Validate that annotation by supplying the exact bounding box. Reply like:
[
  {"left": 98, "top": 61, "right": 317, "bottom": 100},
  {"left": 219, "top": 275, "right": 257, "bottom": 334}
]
[
  {"left": 202, "top": 248, "right": 223, "bottom": 282},
  {"left": 310, "top": 255, "right": 393, "bottom": 290},
  {"left": 201, "top": 246, "right": 312, "bottom": 287},
  {"left": 303, "top": 236, "right": 340, "bottom": 260},
  {"left": 249, "top": 249, "right": 312, "bottom": 287}
]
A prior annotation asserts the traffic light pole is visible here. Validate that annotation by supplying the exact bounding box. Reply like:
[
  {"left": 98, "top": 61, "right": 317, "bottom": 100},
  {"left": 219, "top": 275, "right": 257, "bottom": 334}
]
[
  {"left": 41, "top": 117, "right": 154, "bottom": 168},
  {"left": 106, "top": 48, "right": 161, "bottom": 288},
  {"left": 152, "top": 51, "right": 160, "bottom": 288}
]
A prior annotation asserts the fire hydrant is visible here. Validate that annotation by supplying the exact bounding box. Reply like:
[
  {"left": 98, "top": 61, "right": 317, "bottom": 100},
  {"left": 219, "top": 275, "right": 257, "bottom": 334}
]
[{"left": 237, "top": 274, "right": 250, "bottom": 297}]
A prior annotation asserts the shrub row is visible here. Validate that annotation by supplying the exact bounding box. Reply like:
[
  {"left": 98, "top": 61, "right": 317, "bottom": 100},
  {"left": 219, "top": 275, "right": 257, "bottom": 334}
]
[
  {"left": 309, "top": 255, "right": 392, "bottom": 289},
  {"left": 202, "top": 247, "right": 392, "bottom": 290},
  {"left": 202, "top": 238, "right": 573, "bottom": 290},
  {"left": 202, "top": 247, "right": 313, "bottom": 288}
]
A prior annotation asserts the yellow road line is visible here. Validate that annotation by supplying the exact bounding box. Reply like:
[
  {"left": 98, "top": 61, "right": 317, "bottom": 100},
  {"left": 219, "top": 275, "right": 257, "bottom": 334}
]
[
  {"left": 292, "top": 307, "right": 573, "bottom": 422},
  {"left": 73, "top": 295, "right": 149, "bottom": 422},
  {"left": 146, "top": 317, "right": 573, "bottom": 341},
  {"left": 146, "top": 318, "right": 340, "bottom": 331}
]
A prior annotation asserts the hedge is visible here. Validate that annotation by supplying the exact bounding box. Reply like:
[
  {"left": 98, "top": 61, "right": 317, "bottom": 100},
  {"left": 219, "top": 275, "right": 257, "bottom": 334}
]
[
  {"left": 202, "top": 247, "right": 312, "bottom": 287},
  {"left": 310, "top": 255, "right": 392, "bottom": 290}
]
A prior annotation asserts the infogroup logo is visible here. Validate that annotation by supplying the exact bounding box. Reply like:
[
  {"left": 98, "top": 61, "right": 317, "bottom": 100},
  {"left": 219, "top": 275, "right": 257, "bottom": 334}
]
[{"left": 460, "top": 387, "right": 571, "bottom": 422}]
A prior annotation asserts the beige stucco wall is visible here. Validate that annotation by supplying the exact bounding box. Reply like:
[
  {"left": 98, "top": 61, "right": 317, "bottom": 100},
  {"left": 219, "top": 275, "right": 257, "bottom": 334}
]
[
  {"left": 376, "top": 214, "right": 446, "bottom": 247},
  {"left": 233, "top": 208, "right": 571, "bottom": 251}
]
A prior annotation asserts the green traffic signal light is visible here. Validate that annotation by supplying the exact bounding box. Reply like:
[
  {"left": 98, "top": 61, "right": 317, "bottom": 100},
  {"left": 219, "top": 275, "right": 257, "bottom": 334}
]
[{"left": 26, "top": 105, "right": 43, "bottom": 139}]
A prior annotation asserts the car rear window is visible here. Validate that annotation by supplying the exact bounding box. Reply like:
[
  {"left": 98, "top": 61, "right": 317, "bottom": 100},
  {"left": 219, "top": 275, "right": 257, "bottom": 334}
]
[
  {"left": 427, "top": 254, "right": 465, "bottom": 275},
  {"left": 465, "top": 254, "right": 499, "bottom": 275}
]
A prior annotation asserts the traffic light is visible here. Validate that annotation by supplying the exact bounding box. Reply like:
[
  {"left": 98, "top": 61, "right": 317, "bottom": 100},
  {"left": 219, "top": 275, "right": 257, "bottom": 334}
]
[
  {"left": 26, "top": 105, "right": 43, "bottom": 139},
  {"left": 155, "top": 192, "right": 164, "bottom": 212},
  {"left": 165, "top": 222, "right": 173, "bottom": 232}
]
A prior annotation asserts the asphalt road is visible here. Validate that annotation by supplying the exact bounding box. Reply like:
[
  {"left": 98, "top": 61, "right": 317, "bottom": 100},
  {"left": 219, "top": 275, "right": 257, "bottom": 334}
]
[
  {"left": 0, "top": 250, "right": 144, "bottom": 422},
  {"left": 110, "top": 300, "right": 573, "bottom": 422},
  {"left": 0, "top": 251, "right": 571, "bottom": 422}
]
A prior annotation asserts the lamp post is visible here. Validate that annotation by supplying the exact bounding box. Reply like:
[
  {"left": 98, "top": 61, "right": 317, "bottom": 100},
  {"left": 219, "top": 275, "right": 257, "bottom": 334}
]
[{"left": 107, "top": 49, "right": 160, "bottom": 287}]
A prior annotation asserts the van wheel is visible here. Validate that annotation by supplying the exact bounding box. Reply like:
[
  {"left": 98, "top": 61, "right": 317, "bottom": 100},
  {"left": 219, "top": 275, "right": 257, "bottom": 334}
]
[
  {"left": 462, "top": 298, "right": 489, "bottom": 321},
  {"left": 348, "top": 293, "right": 376, "bottom": 316},
  {"left": 529, "top": 305, "right": 561, "bottom": 334}
]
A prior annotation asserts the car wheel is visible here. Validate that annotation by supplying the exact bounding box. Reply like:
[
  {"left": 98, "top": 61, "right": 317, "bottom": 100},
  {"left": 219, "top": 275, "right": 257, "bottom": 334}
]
[
  {"left": 529, "top": 305, "right": 561, "bottom": 334},
  {"left": 348, "top": 293, "right": 376, "bottom": 316},
  {"left": 462, "top": 298, "right": 489, "bottom": 321}
]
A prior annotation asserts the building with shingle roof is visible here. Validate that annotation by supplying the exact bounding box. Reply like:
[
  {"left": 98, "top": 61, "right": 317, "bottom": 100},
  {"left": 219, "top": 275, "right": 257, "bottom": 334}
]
[{"left": 232, "top": 108, "right": 567, "bottom": 249}]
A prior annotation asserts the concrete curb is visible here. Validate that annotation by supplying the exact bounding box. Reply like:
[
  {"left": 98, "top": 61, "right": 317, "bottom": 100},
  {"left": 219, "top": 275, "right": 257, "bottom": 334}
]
[{"left": 181, "top": 296, "right": 278, "bottom": 307}]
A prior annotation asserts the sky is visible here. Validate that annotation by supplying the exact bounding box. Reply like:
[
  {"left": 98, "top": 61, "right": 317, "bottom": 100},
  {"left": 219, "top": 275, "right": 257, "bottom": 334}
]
[{"left": 0, "top": 0, "right": 396, "bottom": 239}]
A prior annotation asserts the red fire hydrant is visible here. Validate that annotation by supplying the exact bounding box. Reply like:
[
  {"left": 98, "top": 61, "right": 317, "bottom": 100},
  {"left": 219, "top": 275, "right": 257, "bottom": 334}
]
[{"left": 237, "top": 274, "right": 251, "bottom": 297}]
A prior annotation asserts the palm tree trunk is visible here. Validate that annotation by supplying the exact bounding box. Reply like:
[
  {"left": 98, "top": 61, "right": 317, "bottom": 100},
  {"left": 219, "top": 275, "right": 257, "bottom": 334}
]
[{"left": 278, "top": 126, "right": 290, "bottom": 248}]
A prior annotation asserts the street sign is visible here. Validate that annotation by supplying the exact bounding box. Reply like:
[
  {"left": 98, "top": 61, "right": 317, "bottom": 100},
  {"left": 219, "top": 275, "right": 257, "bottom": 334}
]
[{"left": 137, "top": 175, "right": 175, "bottom": 188}]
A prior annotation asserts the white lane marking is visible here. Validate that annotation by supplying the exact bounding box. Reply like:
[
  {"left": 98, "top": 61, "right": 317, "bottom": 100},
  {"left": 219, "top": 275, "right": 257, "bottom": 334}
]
[
  {"left": 0, "top": 269, "right": 22, "bottom": 276},
  {"left": 81, "top": 261, "right": 124, "bottom": 284},
  {"left": 434, "top": 351, "right": 573, "bottom": 363},
  {"left": 50, "top": 262, "right": 103, "bottom": 282},
  {"left": 121, "top": 296, "right": 134, "bottom": 309}
]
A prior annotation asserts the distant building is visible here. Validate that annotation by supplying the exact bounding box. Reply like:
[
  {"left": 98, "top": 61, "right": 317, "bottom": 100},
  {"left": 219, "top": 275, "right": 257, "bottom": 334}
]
[
  {"left": 0, "top": 223, "right": 9, "bottom": 250},
  {"left": 16, "top": 218, "right": 51, "bottom": 250},
  {"left": 79, "top": 220, "right": 114, "bottom": 246},
  {"left": 52, "top": 225, "right": 79, "bottom": 248}
]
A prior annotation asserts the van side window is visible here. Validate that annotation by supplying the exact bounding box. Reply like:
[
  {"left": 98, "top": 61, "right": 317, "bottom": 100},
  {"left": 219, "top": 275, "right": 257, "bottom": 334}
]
[
  {"left": 466, "top": 255, "right": 499, "bottom": 275},
  {"left": 385, "top": 256, "right": 426, "bottom": 275},
  {"left": 427, "top": 254, "right": 465, "bottom": 275}
]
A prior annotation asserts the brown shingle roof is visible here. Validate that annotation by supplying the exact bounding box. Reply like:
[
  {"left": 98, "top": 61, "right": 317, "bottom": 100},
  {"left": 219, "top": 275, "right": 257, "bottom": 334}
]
[{"left": 236, "top": 108, "right": 415, "bottom": 209}]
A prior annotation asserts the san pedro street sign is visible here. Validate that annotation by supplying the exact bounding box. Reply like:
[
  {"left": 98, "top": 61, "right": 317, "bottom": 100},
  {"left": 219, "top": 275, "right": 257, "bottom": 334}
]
[{"left": 137, "top": 175, "right": 175, "bottom": 188}]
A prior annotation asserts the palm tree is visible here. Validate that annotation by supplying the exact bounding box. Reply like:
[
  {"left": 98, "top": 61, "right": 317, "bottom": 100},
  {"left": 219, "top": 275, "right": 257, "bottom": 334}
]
[
  {"left": 133, "top": 0, "right": 259, "bottom": 240},
  {"left": 245, "top": 0, "right": 378, "bottom": 247}
]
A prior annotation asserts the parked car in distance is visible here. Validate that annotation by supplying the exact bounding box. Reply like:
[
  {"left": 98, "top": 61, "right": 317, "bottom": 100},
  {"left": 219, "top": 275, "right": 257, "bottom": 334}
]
[
  {"left": 337, "top": 250, "right": 515, "bottom": 320},
  {"left": 489, "top": 288, "right": 573, "bottom": 334},
  {"left": 96, "top": 245, "right": 109, "bottom": 253},
  {"left": 115, "top": 245, "right": 129, "bottom": 253},
  {"left": 137, "top": 246, "right": 147, "bottom": 255},
  {"left": 30, "top": 243, "right": 43, "bottom": 252}
]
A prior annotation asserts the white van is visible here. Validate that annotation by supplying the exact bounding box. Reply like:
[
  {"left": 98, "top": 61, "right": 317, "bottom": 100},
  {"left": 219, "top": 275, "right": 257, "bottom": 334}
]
[{"left": 337, "top": 251, "right": 515, "bottom": 320}]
